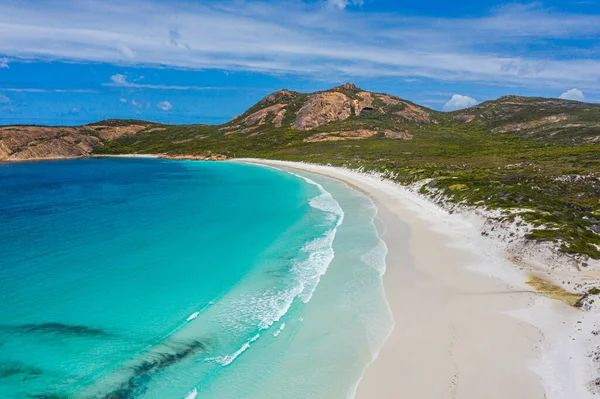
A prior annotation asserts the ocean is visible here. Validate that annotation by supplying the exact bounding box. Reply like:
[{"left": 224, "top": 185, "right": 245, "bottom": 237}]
[{"left": 0, "top": 158, "right": 392, "bottom": 399}]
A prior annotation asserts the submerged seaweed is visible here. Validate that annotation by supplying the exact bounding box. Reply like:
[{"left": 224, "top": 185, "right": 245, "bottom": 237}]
[
  {"left": 9, "top": 322, "right": 114, "bottom": 338},
  {"left": 102, "top": 339, "right": 209, "bottom": 399},
  {"left": 0, "top": 361, "right": 44, "bottom": 379}
]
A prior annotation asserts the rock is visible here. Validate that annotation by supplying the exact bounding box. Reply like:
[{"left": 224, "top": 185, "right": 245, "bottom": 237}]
[
  {"left": 396, "top": 104, "right": 435, "bottom": 124},
  {"left": 241, "top": 103, "right": 286, "bottom": 127},
  {"left": 0, "top": 123, "right": 151, "bottom": 161},
  {"left": 293, "top": 92, "right": 354, "bottom": 130},
  {"left": 304, "top": 129, "right": 377, "bottom": 143},
  {"left": 383, "top": 130, "right": 413, "bottom": 140},
  {"left": 0, "top": 126, "right": 101, "bottom": 161},
  {"left": 259, "top": 89, "right": 294, "bottom": 104}
]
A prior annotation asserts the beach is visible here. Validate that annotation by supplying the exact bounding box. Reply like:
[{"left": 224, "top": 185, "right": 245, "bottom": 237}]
[{"left": 243, "top": 159, "right": 600, "bottom": 399}]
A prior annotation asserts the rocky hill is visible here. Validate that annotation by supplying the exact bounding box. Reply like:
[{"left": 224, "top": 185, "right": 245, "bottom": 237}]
[
  {"left": 0, "top": 120, "right": 158, "bottom": 161},
  {"left": 3, "top": 84, "right": 599, "bottom": 162},
  {"left": 219, "top": 83, "right": 438, "bottom": 142},
  {"left": 451, "top": 95, "right": 600, "bottom": 142}
]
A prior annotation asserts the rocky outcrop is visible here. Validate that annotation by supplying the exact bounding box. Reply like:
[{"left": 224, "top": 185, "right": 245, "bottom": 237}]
[
  {"left": 243, "top": 104, "right": 286, "bottom": 127},
  {"left": 293, "top": 92, "right": 354, "bottom": 130},
  {"left": 454, "top": 114, "right": 476, "bottom": 123},
  {"left": 305, "top": 129, "right": 378, "bottom": 143},
  {"left": 383, "top": 130, "right": 414, "bottom": 140},
  {"left": 0, "top": 122, "right": 152, "bottom": 161},
  {"left": 492, "top": 114, "right": 570, "bottom": 134},
  {"left": 396, "top": 103, "right": 436, "bottom": 124},
  {"left": 273, "top": 109, "right": 287, "bottom": 127},
  {"left": 259, "top": 89, "right": 294, "bottom": 104},
  {"left": 221, "top": 103, "right": 288, "bottom": 134},
  {"left": 0, "top": 126, "right": 101, "bottom": 161},
  {"left": 376, "top": 94, "right": 403, "bottom": 106}
]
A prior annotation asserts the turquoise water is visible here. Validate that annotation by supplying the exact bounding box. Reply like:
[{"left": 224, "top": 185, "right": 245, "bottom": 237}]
[{"left": 0, "top": 159, "right": 392, "bottom": 399}]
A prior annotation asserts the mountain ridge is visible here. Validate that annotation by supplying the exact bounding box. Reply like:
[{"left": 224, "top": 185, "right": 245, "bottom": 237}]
[{"left": 1, "top": 83, "right": 599, "bottom": 162}]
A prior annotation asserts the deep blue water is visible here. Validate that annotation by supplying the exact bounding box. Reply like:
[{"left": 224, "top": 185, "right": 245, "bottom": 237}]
[{"left": 0, "top": 159, "right": 392, "bottom": 399}]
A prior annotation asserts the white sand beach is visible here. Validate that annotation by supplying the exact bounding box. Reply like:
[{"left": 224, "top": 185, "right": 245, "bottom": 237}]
[{"left": 242, "top": 159, "right": 600, "bottom": 399}]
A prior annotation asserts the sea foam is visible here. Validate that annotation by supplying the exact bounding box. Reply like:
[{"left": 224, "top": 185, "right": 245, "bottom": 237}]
[
  {"left": 184, "top": 388, "right": 198, "bottom": 399},
  {"left": 208, "top": 171, "right": 345, "bottom": 367}
]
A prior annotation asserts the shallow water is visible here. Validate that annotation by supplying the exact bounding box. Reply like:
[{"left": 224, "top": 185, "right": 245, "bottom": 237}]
[{"left": 0, "top": 159, "right": 392, "bottom": 398}]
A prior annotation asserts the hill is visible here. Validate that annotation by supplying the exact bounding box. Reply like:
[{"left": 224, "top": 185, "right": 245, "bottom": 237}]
[
  {"left": 1, "top": 84, "right": 599, "bottom": 262},
  {"left": 0, "top": 120, "right": 160, "bottom": 161}
]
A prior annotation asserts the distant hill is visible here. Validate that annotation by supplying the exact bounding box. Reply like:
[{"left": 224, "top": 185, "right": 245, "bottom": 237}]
[
  {"left": 2, "top": 84, "right": 598, "bottom": 161},
  {"left": 0, "top": 120, "right": 163, "bottom": 161}
]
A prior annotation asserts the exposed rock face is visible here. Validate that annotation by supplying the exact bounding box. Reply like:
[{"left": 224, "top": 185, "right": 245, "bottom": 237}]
[
  {"left": 242, "top": 104, "right": 286, "bottom": 127},
  {"left": 492, "top": 114, "right": 570, "bottom": 134},
  {"left": 396, "top": 104, "right": 435, "bottom": 124},
  {"left": 0, "top": 126, "right": 101, "bottom": 161},
  {"left": 376, "top": 94, "right": 402, "bottom": 106},
  {"left": 383, "top": 130, "right": 414, "bottom": 140},
  {"left": 353, "top": 92, "right": 376, "bottom": 115},
  {"left": 221, "top": 103, "right": 288, "bottom": 134},
  {"left": 454, "top": 114, "right": 476, "bottom": 123},
  {"left": 273, "top": 109, "right": 287, "bottom": 127},
  {"left": 293, "top": 92, "right": 354, "bottom": 130},
  {"left": 305, "top": 129, "right": 378, "bottom": 143},
  {"left": 259, "top": 89, "right": 294, "bottom": 104},
  {"left": 334, "top": 83, "right": 358, "bottom": 91},
  {"left": 0, "top": 122, "right": 152, "bottom": 161}
]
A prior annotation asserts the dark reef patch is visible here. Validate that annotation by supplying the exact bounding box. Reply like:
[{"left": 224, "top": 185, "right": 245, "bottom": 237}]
[
  {"left": 0, "top": 361, "right": 44, "bottom": 379},
  {"left": 9, "top": 322, "right": 114, "bottom": 338},
  {"left": 101, "top": 339, "right": 209, "bottom": 399}
]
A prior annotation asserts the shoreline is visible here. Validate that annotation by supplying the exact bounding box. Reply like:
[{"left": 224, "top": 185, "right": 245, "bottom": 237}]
[{"left": 240, "top": 159, "right": 600, "bottom": 399}]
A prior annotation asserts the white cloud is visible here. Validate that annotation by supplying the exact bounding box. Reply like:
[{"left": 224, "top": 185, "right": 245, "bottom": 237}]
[
  {"left": 157, "top": 100, "right": 172, "bottom": 111},
  {"left": 119, "top": 97, "right": 127, "bottom": 103},
  {"left": 106, "top": 74, "right": 232, "bottom": 91},
  {"left": 0, "top": 57, "right": 8, "bottom": 68},
  {"left": 131, "top": 99, "right": 150, "bottom": 108},
  {"left": 111, "top": 74, "right": 128, "bottom": 85},
  {"left": 0, "top": 1, "right": 598, "bottom": 89},
  {"left": 116, "top": 43, "right": 135, "bottom": 60},
  {"left": 327, "top": 0, "right": 364, "bottom": 10},
  {"left": 443, "top": 94, "right": 477, "bottom": 111},
  {"left": 559, "top": 88, "right": 585, "bottom": 101}
]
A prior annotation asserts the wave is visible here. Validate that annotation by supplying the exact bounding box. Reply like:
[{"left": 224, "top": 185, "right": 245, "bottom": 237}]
[
  {"left": 206, "top": 333, "right": 261, "bottom": 367},
  {"left": 273, "top": 322, "right": 286, "bottom": 337},
  {"left": 287, "top": 172, "right": 344, "bottom": 303},
  {"left": 187, "top": 312, "right": 200, "bottom": 322},
  {"left": 184, "top": 388, "right": 198, "bottom": 399},
  {"left": 360, "top": 239, "right": 388, "bottom": 274},
  {"left": 201, "top": 171, "right": 345, "bottom": 369}
]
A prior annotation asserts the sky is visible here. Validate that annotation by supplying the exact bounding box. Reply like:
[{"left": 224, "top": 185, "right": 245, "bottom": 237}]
[{"left": 0, "top": 0, "right": 599, "bottom": 125}]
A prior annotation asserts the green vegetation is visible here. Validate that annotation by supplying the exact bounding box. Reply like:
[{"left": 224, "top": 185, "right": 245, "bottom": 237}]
[{"left": 92, "top": 88, "right": 600, "bottom": 260}]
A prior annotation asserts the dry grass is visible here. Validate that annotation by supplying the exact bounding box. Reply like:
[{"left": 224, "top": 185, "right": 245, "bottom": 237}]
[{"left": 526, "top": 276, "right": 584, "bottom": 307}]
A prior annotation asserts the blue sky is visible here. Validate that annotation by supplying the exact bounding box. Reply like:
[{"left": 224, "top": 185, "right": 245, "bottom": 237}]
[{"left": 0, "top": 0, "right": 599, "bottom": 125}]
